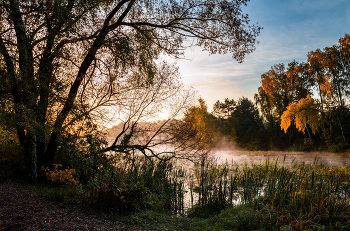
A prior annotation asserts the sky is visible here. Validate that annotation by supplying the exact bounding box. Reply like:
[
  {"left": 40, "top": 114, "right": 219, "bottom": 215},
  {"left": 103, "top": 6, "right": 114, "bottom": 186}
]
[{"left": 175, "top": 0, "right": 350, "bottom": 111}]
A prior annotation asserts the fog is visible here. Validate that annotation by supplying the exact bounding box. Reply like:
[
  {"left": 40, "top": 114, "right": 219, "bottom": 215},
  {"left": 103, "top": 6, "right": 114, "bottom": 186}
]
[{"left": 213, "top": 149, "right": 350, "bottom": 167}]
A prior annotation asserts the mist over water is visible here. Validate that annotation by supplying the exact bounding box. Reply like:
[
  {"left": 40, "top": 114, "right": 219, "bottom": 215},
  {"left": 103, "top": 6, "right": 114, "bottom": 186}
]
[{"left": 213, "top": 149, "right": 350, "bottom": 167}]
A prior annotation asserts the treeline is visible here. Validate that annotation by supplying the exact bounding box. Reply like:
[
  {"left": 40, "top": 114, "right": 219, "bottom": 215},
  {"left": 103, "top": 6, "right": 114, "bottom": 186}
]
[{"left": 207, "top": 34, "right": 350, "bottom": 152}]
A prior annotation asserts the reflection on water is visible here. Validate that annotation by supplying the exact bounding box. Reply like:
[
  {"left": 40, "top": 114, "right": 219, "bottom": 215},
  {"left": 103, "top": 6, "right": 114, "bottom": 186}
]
[{"left": 214, "top": 150, "right": 350, "bottom": 167}]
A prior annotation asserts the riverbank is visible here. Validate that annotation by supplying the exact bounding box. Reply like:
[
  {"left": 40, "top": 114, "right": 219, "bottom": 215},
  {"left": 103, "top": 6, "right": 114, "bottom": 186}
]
[
  {"left": 0, "top": 181, "right": 160, "bottom": 230},
  {"left": 2, "top": 156, "right": 350, "bottom": 231}
]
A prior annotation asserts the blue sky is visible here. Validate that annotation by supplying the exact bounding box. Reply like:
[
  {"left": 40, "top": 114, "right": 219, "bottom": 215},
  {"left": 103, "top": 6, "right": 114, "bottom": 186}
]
[{"left": 176, "top": 0, "right": 350, "bottom": 110}]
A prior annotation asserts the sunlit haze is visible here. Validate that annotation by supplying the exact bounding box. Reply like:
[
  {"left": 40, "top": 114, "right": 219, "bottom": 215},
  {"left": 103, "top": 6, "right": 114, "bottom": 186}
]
[{"left": 176, "top": 0, "right": 350, "bottom": 111}]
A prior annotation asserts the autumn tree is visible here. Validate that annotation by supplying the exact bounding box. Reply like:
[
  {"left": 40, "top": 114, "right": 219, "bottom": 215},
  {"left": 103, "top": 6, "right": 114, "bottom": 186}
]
[
  {"left": 278, "top": 34, "right": 350, "bottom": 148},
  {"left": 254, "top": 61, "right": 312, "bottom": 148},
  {"left": 307, "top": 49, "right": 333, "bottom": 108},
  {"left": 0, "top": 0, "right": 260, "bottom": 182},
  {"left": 172, "top": 98, "right": 217, "bottom": 161},
  {"left": 280, "top": 95, "right": 321, "bottom": 135},
  {"left": 255, "top": 61, "right": 311, "bottom": 121}
]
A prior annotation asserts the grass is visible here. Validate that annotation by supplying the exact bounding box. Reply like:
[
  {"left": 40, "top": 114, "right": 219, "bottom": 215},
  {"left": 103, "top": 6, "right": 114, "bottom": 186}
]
[{"left": 27, "top": 155, "right": 350, "bottom": 230}]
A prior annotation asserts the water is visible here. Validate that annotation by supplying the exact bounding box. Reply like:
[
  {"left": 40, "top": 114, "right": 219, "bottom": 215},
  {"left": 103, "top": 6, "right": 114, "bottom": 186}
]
[
  {"left": 177, "top": 150, "right": 350, "bottom": 214},
  {"left": 214, "top": 150, "right": 350, "bottom": 167}
]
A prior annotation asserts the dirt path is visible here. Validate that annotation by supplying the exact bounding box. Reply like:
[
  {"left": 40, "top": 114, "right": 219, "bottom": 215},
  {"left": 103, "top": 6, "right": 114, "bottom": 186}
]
[{"left": 0, "top": 181, "right": 161, "bottom": 231}]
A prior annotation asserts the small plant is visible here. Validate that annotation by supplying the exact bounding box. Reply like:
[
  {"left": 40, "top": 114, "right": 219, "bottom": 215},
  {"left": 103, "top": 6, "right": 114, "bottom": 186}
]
[{"left": 44, "top": 164, "right": 79, "bottom": 185}]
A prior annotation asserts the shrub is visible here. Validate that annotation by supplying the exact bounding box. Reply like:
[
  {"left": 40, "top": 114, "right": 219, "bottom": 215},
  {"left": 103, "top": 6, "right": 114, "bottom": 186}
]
[
  {"left": 214, "top": 204, "right": 278, "bottom": 231},
  {"left": 44, "top": 164, "right": 79, "bottom": 185},
  {"left": 0, "top": 127, "right": 25, "bottom": 180},
  {"left": 51, "top": 132, "right": 185, "bottom": 215}
]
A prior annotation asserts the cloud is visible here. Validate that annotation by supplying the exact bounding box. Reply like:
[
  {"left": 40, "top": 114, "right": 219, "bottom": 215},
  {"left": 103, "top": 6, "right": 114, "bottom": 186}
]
[
  {"left": 187, "top": 77, "right": 261, "bottom": 87},
  {"left": 242, "top": 78, "right": 261, "bottom": 82},
  {"left": 189, "top": 80, "right": 237, "bottom": 87},
  {"left": 173, "top": 0, "right": 350, "bottom": 110}
]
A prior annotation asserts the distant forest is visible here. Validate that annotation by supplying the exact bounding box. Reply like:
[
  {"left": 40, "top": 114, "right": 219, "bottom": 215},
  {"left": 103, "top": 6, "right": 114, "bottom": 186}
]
[{"left": 196, "top": 34, "right": 350, "bottom": 152}]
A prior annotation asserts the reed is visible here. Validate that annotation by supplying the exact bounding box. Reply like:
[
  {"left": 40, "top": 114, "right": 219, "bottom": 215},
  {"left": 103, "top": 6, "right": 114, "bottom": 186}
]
[{"left": 186, "top": 156, "right": 350, "bottom": 229}]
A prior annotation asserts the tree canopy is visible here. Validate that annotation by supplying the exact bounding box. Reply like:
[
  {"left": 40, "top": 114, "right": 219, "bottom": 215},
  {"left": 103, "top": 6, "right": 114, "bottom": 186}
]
[
  {"left": 0, "top": 0, "right": 261, "bottom": 182},
  {"left": 255, "top": 34, "right": 350, "bottom": 150}
]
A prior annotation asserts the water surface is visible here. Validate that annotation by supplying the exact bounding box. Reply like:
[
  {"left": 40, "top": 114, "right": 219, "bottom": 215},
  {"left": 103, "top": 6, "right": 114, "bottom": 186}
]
[{"left": 214, "top": 150, "right": 350, "bottom": 167}]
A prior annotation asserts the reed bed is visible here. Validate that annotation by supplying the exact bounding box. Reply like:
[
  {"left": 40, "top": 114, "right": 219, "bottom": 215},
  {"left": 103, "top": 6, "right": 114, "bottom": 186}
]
[
  {"left": 184, "top": 156, "right": 350, "bottom": 229},
  {"left": 32, "top": 147, "right": 350, "bottom": 230}
]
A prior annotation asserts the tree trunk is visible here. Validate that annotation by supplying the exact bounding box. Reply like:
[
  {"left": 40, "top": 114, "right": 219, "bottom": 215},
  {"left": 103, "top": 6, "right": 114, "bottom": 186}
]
[
  {"left": 336, "top": 114, "right": 346, "bottom": 142},
  {"left": 25, "top": 131, "right": 38, "bottom": 183}
]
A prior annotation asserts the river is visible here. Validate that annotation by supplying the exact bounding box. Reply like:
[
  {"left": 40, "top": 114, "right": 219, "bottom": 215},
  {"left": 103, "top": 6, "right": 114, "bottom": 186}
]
[{"left": 213, "top": 150, "right": 350, "bottom": 167}]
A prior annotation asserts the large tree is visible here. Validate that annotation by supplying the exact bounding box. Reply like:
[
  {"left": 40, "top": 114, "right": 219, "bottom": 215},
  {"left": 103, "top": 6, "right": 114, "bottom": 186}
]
[{"left": 0, "top": 0, "right": 260, "bottom": 182}]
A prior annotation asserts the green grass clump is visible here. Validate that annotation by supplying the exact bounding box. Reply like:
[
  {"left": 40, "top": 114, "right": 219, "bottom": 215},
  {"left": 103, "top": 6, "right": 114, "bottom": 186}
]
[{"left": 213, "top": 203, "right": 279, "bottom": 231}]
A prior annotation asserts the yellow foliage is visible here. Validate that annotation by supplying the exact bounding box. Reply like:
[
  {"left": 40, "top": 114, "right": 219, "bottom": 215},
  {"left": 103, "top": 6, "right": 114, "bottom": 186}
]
[
  {"left": 281, "top": 95, "right": 320, "bottom": 134},
  {"left": 318, "top": 75, "right": 333, "bottom": 98},
  {"left": 45, "top": 164, "right": 79, "bottom": 184}
]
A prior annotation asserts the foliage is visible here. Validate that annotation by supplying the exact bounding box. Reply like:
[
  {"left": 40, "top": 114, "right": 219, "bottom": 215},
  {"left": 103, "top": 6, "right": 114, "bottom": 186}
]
[
  {"left": 212, "top": 98, "right": 236, "bottom": 119},
  {"left": 254, "top": 34, "right": 350, "bottom": 151},
  {"left": 214, "top": 204, "right": 278, "bottom": 231},
  {"left": 44, "top": 164, "right": 79, "bottom": 185},
  {"left": 42, "top": 132, "right": 187, "bottom": 215},
  {"left": 86, "top": 157, "right": 350, "bottom": 230},
  {"left": 256, "top": 61, "right": 311, "bottom": 120},
  {"left": 0, "top": 126, "right": 25, "bottom": 180},
  {"left": 172, "top": 98, "right": 218, "bottom": 160},
  {"left": 211, "top": 97, "right": 268, "bottom": 150},
  {"left": 0, "top": 0, "right": 260, "bottom": 183},
  {"left": 185, "top": 157, "right": 350, "bottom": 230},
  {"left": 280, "top": 94, "right": 321, "bottom": 134}
]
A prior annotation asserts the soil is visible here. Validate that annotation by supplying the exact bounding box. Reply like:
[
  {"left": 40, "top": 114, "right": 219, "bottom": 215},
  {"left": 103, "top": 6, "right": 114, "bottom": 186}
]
[{"left": 0, "top": 181, "right": 162, "bottom": 231}]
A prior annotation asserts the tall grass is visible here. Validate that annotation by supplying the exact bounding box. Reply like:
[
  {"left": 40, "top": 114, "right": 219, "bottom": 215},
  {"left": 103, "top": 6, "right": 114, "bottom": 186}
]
[
  {"left": 79, "top": 155, "right": 188, "bottom": 215},
  {"left": 30, "top": 148, "right": 350, "bottom": 230},
  {"left": 186, "top": 156, "right": 350, "bottom": 229},
  {"left": 36, "top": 149, "right": 187, "bottom": 215}
]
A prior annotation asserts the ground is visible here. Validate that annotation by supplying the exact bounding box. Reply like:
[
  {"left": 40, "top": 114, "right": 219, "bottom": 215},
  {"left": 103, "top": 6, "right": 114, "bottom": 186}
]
[{"left": 0, "top": 181, "right": 162, "bottom": 231}]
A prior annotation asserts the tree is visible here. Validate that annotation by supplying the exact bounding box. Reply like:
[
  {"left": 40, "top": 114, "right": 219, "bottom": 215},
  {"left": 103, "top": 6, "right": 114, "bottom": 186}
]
[
  {"left": 280, "top": 94, "right": 342, "bottom": 146},
  {"left": 211, "top": 97, "right": 266, "bottom": 149},
  {"left": 228, "top": 97, "right": 265, "bottom": 149},
  {"left": 101, "top": 65, "right": 198, "bottom": 160},
  {"left": 211, "top": 98, "right": 236, "bottom": 135},
  {"left": 256, "top": 62, "right": 311, "bottom": 121},
  {"left": 0, "top": 0, "right": 260, "bottom": 182},
  {"left": 254, "top": 61, "right": 312, "bottom": 148},
  {"left": 280, "top": 95, "right": 321, "bottom": 135},
  {"left": 172, "top": 98, "right": 217, "bottom": 161},
  {"left": 212, "top": 98, "right": 236, "bottom": 119}
]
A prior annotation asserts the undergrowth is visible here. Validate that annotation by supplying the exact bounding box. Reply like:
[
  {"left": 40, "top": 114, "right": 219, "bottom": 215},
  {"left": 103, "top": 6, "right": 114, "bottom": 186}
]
[
  {"left": 28, "top": 155, "right": 350, "bottom": 231},
  {"left": 3, "top": 131, "right": 350, "bottom": 230}
]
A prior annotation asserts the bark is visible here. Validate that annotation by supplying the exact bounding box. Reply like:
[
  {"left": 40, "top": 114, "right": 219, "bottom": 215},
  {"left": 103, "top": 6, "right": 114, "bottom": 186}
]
[
  {"left": 44, "top": 0, "right": 134, "bottom": 164},
  {"left": 337, "top": 114, "right": 346, "bottom": 142},
  {"left": 25, "top": 131, "right": 38, "bottom": 183},
  {"left": 9, "top": 0, "right": 38, "bottom": 182}
]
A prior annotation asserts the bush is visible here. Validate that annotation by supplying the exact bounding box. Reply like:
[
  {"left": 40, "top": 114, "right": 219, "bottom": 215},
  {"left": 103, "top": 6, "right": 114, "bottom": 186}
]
[
  {"left": 328, "top": 142, "right": 348, "bottom": 152},
  {"left": 51, "top": 132, "right": 185, "bottom": 215},
  {"left": 214, "top": 204, "right": 278, "bottom": 231},
  {"left": 0, "top": 127, "right": 25, "bottom": 180},
  {"left": 187, "top": 200, "right": 228, "bottom": 218}
]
